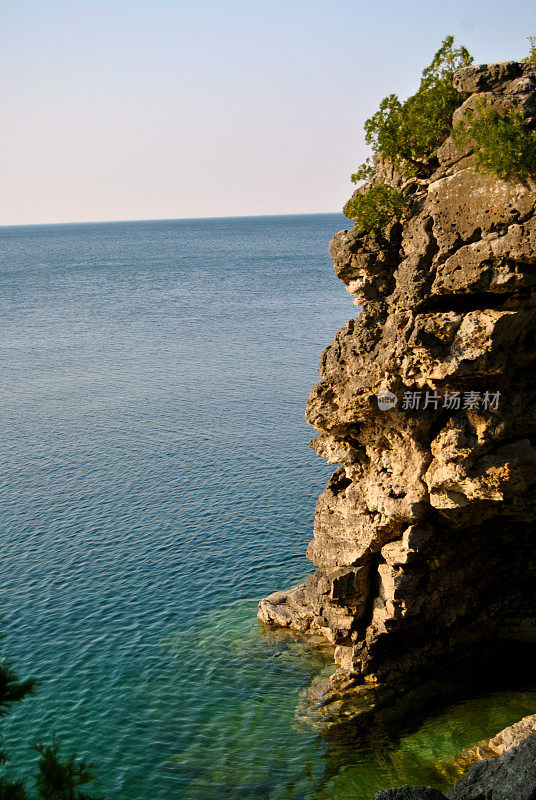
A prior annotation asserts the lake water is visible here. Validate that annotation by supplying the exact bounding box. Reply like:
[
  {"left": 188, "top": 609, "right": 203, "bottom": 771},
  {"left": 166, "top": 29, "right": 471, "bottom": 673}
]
[{"left": 1, "top": 214, "right": 535, "bottom": 800}]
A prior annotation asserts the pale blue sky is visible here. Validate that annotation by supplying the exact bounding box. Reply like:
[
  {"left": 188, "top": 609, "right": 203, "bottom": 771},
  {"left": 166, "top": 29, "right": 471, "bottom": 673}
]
[{"left": 2, "top": 0, "right": 536, "bottom": 225}]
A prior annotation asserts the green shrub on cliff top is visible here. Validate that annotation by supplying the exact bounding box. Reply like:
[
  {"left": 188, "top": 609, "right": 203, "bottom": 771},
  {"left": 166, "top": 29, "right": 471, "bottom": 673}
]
[
  {"left": 345, "top": 183, "right": 406, "bottom": 234},
  {"left": 453, "top": 102, "right": 536, "bottom": 182},
  {"left": 354, "top": 36, "right": 473, "bottom": 179},
  {"left": 523, "top": 35, "right": 536, "bottom": 62}
]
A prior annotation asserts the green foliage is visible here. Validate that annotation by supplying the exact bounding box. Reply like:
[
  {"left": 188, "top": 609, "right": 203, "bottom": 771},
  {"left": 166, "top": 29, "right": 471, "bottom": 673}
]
[
  {"left": 0, "top": 779, "right": 28, "bottom": 800},
  {"left": 34, "top": 738, "right": 98, "bottom": 800},
  {"left": 0, "top": 662, "right": 35, "bottom": 716},
  {"left": 345, "top": 183, "right": 406, "bottom": 234},
  {"left": 523, "top": 35, "right": 536, "bottom": 62},
  {"left": 453, "top": 102, "right": 536, "bottom": 181},
  {"left": 0, "top": 641, "right": 111, "bottom": 800},
  {"left": 350, "top": 159, "right": 374, "bottom": 184},
  {"left": 353, "top": 35, "right": 473, "bottom": 180},
  {"left": 0, "top": 655, "right": 36, "bottom": 775},
  {"left": 0, "top": 738, "right": 106, "bottom": 800}
]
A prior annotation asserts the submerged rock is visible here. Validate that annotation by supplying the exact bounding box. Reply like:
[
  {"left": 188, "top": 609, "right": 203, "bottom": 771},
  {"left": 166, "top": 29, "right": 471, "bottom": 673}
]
[
  {"left": 259, "top": 60, "right": 536, "bottom": 704},
  {"left": 450, "top": 712, "right": 536, "bottom": 766},
  {"left": 477, "top": 713, "right": 536, "bottom": 758},
  {"left": 447, "top": 732, "right": 536, "bottom": 800},
  {"left": 372, "top": 731, "right": 536, "bottom": 799}
]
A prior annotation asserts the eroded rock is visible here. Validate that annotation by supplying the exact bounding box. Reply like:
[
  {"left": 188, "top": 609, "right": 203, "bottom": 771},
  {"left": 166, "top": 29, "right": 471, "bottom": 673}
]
[{"left": 259, "top": 61, "right": 536, "bottom": 705}]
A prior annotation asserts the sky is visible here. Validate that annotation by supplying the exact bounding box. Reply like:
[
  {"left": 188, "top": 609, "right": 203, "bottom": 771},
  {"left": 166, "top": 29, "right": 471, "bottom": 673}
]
[{"left": 2, "top": 0, "right": 536, "bottom": 226}]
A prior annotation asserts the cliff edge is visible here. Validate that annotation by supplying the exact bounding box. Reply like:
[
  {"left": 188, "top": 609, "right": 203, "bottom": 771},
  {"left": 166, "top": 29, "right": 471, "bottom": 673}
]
[{"left": 258, "top": 61, "right": 536, "bottom": 699}]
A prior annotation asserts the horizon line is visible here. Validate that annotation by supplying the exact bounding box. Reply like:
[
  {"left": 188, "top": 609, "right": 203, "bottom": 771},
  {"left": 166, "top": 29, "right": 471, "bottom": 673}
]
[{"left": 0, "top": 209, "right": 345, "bottom": 231}]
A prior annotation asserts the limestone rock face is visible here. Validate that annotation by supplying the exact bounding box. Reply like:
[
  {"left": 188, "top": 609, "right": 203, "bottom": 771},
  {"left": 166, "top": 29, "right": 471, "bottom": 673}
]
[{"left": 258, "top": 61, "right": 536, "bottom": 691}]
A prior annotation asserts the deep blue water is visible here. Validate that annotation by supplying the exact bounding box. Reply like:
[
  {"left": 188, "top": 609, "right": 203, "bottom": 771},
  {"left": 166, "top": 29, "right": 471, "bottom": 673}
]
[{"left": 2, "top": 215, "right": 536, "bottom": 800}]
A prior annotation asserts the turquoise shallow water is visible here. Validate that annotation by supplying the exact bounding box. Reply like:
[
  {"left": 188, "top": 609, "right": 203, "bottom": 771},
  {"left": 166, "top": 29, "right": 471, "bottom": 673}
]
[{"left": 1, "top": 214, "right": 535, "bottom": 800}]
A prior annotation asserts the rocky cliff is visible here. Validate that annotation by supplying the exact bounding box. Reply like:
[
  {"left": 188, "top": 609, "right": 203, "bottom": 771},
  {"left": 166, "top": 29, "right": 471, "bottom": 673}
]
[{"left": 259, "top": 61, "right": 536, "bottom": 700}]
